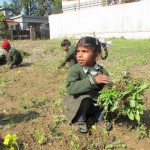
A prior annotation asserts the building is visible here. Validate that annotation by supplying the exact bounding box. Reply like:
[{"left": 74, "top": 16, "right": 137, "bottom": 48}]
[
  {"left": 0, "top": 7, "right": 49, "bottom": 39},
  {"left": 0, "top": 7, "right": 18, "bottom": 28},
  {"left": 62, "top": 0, "right": 141, "bottom": 12},
  {"left": 0, "top": 7, "right": 13, "bottom": 18},
  {"left": 11, "top": 15, "right": 48, "bottom": 30},
  {"left": 0, "top": 7, "right": 48, "bottom": 30}
]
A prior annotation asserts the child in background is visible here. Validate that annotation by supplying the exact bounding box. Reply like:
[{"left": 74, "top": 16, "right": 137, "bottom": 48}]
[
  {"left": 1, "top": 40, "right": 23, "bottom": 69},
  {"left": 62, "top": 36, "right": 112, "bottom": 133},
  {"left": 58, "top": 39, "right": 77, "bottom": 69}
]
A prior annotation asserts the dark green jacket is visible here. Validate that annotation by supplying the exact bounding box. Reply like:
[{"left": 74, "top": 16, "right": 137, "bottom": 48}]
[
  {"left": 59, "top": 45, "right": 77, "bottom": 68},
  {"left": 62, "top": 63, "right": 109, "bottom": 122},
  {"left": 7, "top": 48, "right": 23, "bottom": 66}
]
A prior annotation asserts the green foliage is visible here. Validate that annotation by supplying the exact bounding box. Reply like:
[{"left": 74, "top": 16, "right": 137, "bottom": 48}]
[
  {"left": 52, "top": 0, "right": 62, "bottom": 14},
  {"left": 33, "top": 130, "right": 45, "bottom": 145},
  {"left": 104, "top": 140, "right": 127, "bottom": 149},
  {"left": 136, "top": 123, "right": 148, "bottom": 139},
  {"left": 68, "top": 135, "right": 79, "bottom": 150},
  {"left": 97, "top": 77, "right": 149, "bottom": 122},
  {"left": 21, "top": 0, "right": 61, "bottom": 16},
  {"left": 0, "top": 12, "right": 8, "bottom": 39}
]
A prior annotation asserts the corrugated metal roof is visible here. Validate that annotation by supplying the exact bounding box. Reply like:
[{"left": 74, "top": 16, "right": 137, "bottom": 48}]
[{"left": 6, "top": 19, "right": 18, "bottom": 25}]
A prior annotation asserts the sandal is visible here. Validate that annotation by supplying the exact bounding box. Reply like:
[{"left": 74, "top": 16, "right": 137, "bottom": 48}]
[
  {"left": 72, "top": 121, "right": 88, "bottom": 133},
  {"left": 98, "top": 121, "right": 112, "bottom": 131}
]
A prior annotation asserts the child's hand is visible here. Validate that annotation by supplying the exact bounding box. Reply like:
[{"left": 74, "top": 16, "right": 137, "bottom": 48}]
[{"left": 94, "top": 74, "right": 109, "bottom": 84}]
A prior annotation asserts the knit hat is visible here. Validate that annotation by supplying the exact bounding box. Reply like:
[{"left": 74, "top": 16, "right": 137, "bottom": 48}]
[{"left": 2, "top": 40, "right": 11, "bottom": 49}]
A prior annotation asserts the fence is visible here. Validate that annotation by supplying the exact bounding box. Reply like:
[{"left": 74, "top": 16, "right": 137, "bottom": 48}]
[
  {"left": 62, "top": 1, "right": 106, "bottom": 12},
  {"left": 0, "top": 27, "right": 49, "bottom": 40}
]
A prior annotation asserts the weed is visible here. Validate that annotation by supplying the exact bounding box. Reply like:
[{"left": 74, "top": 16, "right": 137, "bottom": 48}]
[
  {"left": 59, "top": 84, "right": 67, "bottom": 95},
  {"left": 137, "top": 56, "right": 148, "bottom": 65},
  {"left": 97, "top": 77, "right": 149, "bottom": 123},
  {"left": 104, "top": 140, "right": 127, "bottom": 149},
  {"left": 68, "top": 135, "right": 79, "bottom": 150},
  {"left": 52, "top": 115, "right": 67, "bottom": 126},
  {"left": 33, "top": 130, "right": 45, "bottom": 145},
  {"left": 136, "top": 123, "right": 148, "bottom": 139},
  {"left": 49, "top": 128, "right": 63, "bottom": 140},
  {"left": 50, "top": 98, "right": 61, "bottom": 107}
]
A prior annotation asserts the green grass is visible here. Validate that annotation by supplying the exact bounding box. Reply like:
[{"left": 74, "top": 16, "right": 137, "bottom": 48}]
[{"left": 99, "top": 38, "right": 150, "bottom": 79}]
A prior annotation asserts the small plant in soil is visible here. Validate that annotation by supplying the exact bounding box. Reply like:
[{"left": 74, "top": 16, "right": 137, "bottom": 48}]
[{"left": 33, "top": 130, "right": 45, "bottom": 145}]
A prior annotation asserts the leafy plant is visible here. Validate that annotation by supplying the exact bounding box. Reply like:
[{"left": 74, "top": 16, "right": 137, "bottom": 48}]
[
  {"left": 33, "top": 130, "right": 45, "bottom": 145},
  {"left": 97, "top": 77, "right": 149, "bottom": 123},
  {"left": 136, "top": 123, "right": 148, "bottom": 139},
  {"left": 68, "top": 135, "right": 79, "bottom": 150}
]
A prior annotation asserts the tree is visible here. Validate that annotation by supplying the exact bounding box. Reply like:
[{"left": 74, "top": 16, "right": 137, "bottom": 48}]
[
  {"left": 9, "top": 0, "right": 22, "bottom": 16},
  {"left": 0, "top": 0, "right": 22, "bottom": 16},
  {"left": 1, "top": 0, "right": 62, "bottom": 17},
  {"left": 51, "top": 0, "right": 62, "bottom": 14},
  {"left": 0, "top": 12, "right": 9, "bottom": 39},
  {"left": 2, "top": 0, "right": 9, "bottom": 8}
]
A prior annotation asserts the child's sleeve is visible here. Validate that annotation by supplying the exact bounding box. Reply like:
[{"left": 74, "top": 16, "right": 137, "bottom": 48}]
[
  {"left": 65, "top": 45, "right": 76, "bottom": 62},
  {"left": 58, "top": 46, "right": 76, "bottom": 69}
]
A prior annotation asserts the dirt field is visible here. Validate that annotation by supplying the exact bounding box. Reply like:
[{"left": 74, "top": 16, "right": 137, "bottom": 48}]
[{"left": 0, "top": 39, "right": 150, "bottom": 150}]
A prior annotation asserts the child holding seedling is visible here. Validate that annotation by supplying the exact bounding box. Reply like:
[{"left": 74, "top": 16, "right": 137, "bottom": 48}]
[
  {"left": 1, "top": 40, "right": 23, "bottom": 69},
  {"left": 62, "top": 36, "right": 112, "bottom": 133},
  {"left": 58, "top": 39, "right": 77, "bottom": 69}
]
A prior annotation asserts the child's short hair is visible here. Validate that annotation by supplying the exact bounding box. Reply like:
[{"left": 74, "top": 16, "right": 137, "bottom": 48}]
[
  {"left": 76, "top": 36, "right": 108, "bottom": 60},
  {"left": 61, "top": 39, "right": 71, "bottom": 47}
]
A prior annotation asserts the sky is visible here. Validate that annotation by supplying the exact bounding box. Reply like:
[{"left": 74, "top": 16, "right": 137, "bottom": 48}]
[{"left": 0, "top": 0, "right": 10, "bottom": 7}]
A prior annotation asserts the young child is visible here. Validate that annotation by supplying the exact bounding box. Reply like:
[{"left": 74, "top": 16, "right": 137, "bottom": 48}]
[
  {"left": 58, "top": 39, "right": 77, "bottom": 69},
  {"left": 1, "top": 40, "right": 23, "bottom": 69},
  {"left": 62, "top": 36, "right": 112, "bottom": 133}
]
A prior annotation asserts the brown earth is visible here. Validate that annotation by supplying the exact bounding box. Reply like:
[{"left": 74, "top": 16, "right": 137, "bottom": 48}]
[{"left": 0, "top": 40, "right": 150, "bottom": 150}]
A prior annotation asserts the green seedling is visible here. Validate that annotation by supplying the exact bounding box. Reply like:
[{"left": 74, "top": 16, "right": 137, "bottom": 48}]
[
  {"left": 68, "top": 135, "right": 79, "bottom": 150},
  {"left": 136, "top": 123, "right": 148, "bottom": 139},
  {"left": 33, "top": 130, "right": 45, "bottom": 145}
]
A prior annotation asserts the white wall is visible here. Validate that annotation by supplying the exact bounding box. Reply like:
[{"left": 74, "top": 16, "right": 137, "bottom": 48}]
[{"left": 49, "top": 1, "right": 150, "bottom": 39}]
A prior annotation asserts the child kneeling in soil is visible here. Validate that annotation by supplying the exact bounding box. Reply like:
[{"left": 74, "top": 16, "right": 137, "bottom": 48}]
[
  {"left": 1, "top": 40, "right": 23, "bottom": 69},
  {"left": 62, "top": 36, "right": 112, "bottom": 133}
]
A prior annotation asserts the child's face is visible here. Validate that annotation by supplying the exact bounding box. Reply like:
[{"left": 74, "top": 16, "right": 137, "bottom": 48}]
[
  {"left": 62, "top": 45, "right": 69, "bottom": 51},
  {"left": 76, "top": 46, "right": 98, "bottom": 67},
  {"left": 4, "top": 48, "right": 10, "bottom": 52}
]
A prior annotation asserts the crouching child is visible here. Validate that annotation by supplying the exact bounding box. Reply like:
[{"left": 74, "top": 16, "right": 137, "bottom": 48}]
[
  {"left": 62, "top": 36, "right": 112, "bottom": 133},
  {"left": 1, "top": 40, "right": 23, "bottom": 69}
]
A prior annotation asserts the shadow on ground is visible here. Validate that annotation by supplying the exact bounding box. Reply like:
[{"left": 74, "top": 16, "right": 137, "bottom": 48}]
[{"left": 0, "top": 111, "right": 39, "bottom": 126}]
